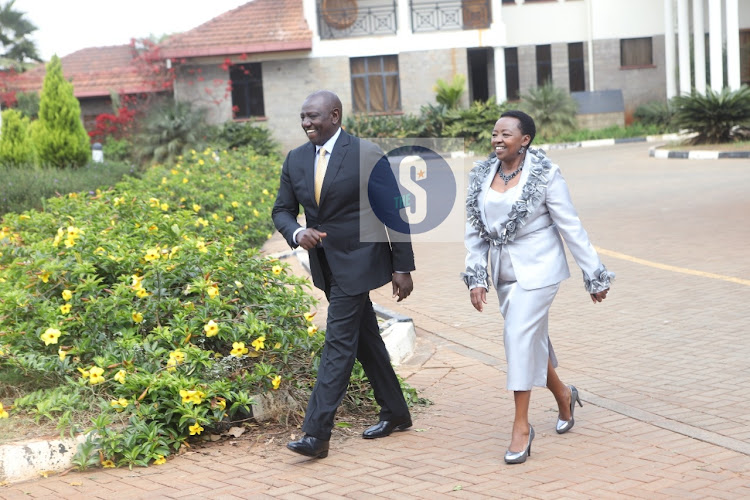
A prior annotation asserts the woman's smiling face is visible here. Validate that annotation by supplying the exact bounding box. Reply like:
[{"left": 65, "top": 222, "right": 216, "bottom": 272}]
[{"left": 491, "top": 116, "right": 530, "bottom": 162}]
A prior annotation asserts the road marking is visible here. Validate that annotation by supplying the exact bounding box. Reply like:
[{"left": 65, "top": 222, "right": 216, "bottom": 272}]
[{"left": 595, "top": 247, "right": 750, "bottom": 287}]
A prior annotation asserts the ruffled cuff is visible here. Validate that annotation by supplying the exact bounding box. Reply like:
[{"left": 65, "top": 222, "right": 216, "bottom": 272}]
[
  {"left": 583, "top": 265, "right": 615, "bottom": 294},
  {"left": 461, "top": 264, "right": 490, "bottom": 290}
]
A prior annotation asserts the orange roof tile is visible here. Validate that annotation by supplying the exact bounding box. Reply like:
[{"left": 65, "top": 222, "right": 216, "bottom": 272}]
[
  {"left": 7, "top": 45, "right": 160, "bottom": 98},
  {"left": 160, "top": 0, "right": 312, "bottom": 59}
]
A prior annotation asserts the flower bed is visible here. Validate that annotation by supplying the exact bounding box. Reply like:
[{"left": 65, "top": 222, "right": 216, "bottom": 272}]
[{"left": 0, "top": 148, "right": 324, "bottom": 468}]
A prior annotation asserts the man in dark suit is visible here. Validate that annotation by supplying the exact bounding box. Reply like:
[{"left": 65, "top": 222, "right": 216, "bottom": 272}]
[{"left": 272, "top": 90, "right": 415, "bottom": 459}]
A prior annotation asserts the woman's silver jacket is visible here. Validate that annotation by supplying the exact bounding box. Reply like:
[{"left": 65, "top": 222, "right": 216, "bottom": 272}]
[{"left": 462, "top": 147, "right": 613, "bottom": 293}]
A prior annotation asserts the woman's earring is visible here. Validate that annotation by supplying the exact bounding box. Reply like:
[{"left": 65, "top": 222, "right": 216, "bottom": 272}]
[{"left": 518, "top": 146, "right": 526, "bottom": 155}]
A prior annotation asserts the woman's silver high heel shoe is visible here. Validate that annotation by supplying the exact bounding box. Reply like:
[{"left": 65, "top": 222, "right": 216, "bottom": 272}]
[
  {"left": 504, "top": 425, "right": 534, "bottom": 464},
  {"left": 556, "top": 385, "right": 583, "bottom": 434}
]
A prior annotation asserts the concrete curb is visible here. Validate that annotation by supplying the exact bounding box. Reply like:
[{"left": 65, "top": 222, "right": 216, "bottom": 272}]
[
  {"left": 0, "top": 434, "right": 87, "bottom": 484},
  {"left": 649, "top": 146, "right": 750, "bottom": 159},
  {"left": 537, "top": 132, "right": 689, "bottom": 151}
]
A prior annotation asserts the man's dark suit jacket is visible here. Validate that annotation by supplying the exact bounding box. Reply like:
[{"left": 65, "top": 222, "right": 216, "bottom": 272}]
[{"left": 272, "top": 129, "right": 415, "bottom": 296}]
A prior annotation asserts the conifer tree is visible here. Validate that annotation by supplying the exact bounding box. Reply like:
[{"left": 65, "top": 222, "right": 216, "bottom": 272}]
[
  {"left": 0, "top": 107, "right": 33, "bottom": 166},
  {"left": 33, "top": 55, "right": 90, "bottom": 167}
]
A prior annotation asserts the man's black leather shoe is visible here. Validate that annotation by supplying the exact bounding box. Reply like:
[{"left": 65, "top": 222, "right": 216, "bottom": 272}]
[
  {"left": 287, "top": 434, "right": 329, "bottom": 458},
  {"left": 362, "top": 417, "right": 412, "bottom": 439}
]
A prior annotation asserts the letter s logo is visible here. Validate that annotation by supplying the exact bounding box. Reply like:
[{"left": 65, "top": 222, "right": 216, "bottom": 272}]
[{"left": 398, "top": 155, "right": 428, "bottom": 225}]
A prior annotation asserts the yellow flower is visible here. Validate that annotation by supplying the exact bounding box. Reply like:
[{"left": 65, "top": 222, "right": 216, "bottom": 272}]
[
  {"left": 217, "top": 399, "right": 226, "bottom": 410},
  {"left": 88, "top": 366, "right": 105, "bottom": 385},
  {"left": 183, "top": 177, "right": 189, "bottom": 184},
  {"left": 225, "top": 215, "right": 234, "bottom": 223},
  {"left": 169, "top": 350, "right": 186, "bottom": 364},
  {"left": 189, "top": 423, "right": 204, "bottom": 435},
  {"left": 132, "top": 311, "right": 144, "bottom": 323},
  {"left": 262, "top": 188, "right": 270, "bottom": 196},
  {"left": 67, "top": 226, "right": 82, "bottom": 238},
  {"left": 253, "top": 209, "right": 260, "bottom": 217},
  {"left": 180, "top": 389, "right": 205, "bottom": 405},
  {"left": 110, "top": 398, "right": 128, "bottom": 410},
  {"left": 40, "top": 271, "right": 51, "bottom": 283},
  {"left": 304, "top": 312, "right": 315, "bottom": 322},
  {"left": 149, "top": 197, "right": 160, "bottom": 207},
  {"left": 63, "top": 237, "right": 76, "bottom": 248},
  {"left": 196, "top": 240, "right": 207, "bottom": 253},
  {"left": 204, "top": 320, "right": 219, "bottom": 337},
  {"left": 166, "top": 357, "right": 177, "bottom": 372},
  {"left": 113, "top": 196, "right": 124, "bottom": 206},
  {"left": 274, "top": 342, "right": 281, "bottom": 349},
  {"left": 144, "top": 248, "right": 160, "bottom": 262},
  {"left": 148, "top": 225, "right": 158, "bottom": 232},
  {"left": 58, "top": 348, "right": 66, "bottom": 361},
  {"left": 114, "top": 370, "right": 126, "bottom": 384},
  {"left": 136, "top": 288, "right": 149, "bottom": 298},
  {"left": 230, "top": 342, "right": 249, "bottom": 357},
  {"left": 211, "top": 213, "right": 219, "bottom": 220},
  {"left": 231, "top": 201, "right": 239, "bottom": 208},
  {"left": 59, "top": 304, "right": 72, "bottom": 315},
  {"left": 62, "top": 290, "right": 73, "bottom": 301},
  {"left": 308, "top": 325, "right": 318, "bottom": 336},
  {"left": 161, "top": 203, "right": 169, "bottom": 211},
  {"left": 234, "top": 280, "right": 244, "bottom": 288},
  {"left": 192, "top": 204, "right": 201, "bottom": 212},
  {"left": 198, "top": 159, "right": 205, "bottom": 166},
  {"left": 0, "top": 402, "right": 8, "bottom": 419},
  {"left": 153, "top": 455, "right": 167, "bottom": 465},
  {"left": 77, "top": 367, "right": 90, "bottom": 378},
  {"left": 206, "top": 285, "right": 219, "bottom": 298},
  {"left": 272, "top": 265, "right": 282, "bottom": 275},
  {"left": 102, "top": 460, "right": 116, "bottom": 468},
  {"left": 251, "top": 336, "right": 266, "bottom": 351},
  {"left": 41, "top": 327, "right": 62, "bottom": 345},
  {"left": 131, "top": 275, "right": 144, "bottom": 288},
  {"left": 94, "top": 247, "right": 106, "bottom": 255},
  {"left": 195, "top": 217, "right": 209, "bottom": 228},
  {"left": 271, "top": 375, "right": 281, "bottom": 390}
]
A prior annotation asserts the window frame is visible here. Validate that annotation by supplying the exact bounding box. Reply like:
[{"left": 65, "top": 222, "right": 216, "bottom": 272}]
[
  {"left": 230, "top": 62, "right": 265, "bottom": 119},
  {"left": 350, "top": 55, "right": 402, "bottom": 114},
  {"left": 568, "top": 41, "right": 585, "bottom": 92},
  {"left": 620, "top": 37, "right": 654, "bottom": 69},
  {"left": 536, "top": 44, "right": 552, "bottom": 87}
]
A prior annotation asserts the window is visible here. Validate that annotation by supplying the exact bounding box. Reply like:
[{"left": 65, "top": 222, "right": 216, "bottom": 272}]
[
  {"left": 620, "top": 37, "right": 653, "bottom": 67},
  {"left": 350, "top": 55, "right": 401, "bottom": 113},
  {"left": 505, "top": 47, "right": 520, "bottom": 101},
  {"left": 230, "top": 63, "right": 264, "bottom": 118},
  {"left": 568, "top": 42, "right": 585, "bottom": 92},
  {"left": 536, "top": 44, "right": 552, "bottom": 86},
  {"left": 741, "top": 30, "right": 750, "bottom": 85}
]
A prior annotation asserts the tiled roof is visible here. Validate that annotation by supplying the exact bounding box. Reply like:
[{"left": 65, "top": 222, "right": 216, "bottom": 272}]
[
  {"left": 160, "top": 0, "right": 312, "bottom": 59},
  {"left": 9, "top": 45, "right": 158, "bottom": 98}
]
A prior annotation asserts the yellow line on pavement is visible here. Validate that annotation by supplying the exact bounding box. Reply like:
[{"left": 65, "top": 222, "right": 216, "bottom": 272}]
[{"left": 595, "top": 247, "right": 750, "bottom": 287}]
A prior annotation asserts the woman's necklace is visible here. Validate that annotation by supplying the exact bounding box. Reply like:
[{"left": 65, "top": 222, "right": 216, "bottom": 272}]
[{"left": 497, "top": 163, "right": 523, "bottom": 185}]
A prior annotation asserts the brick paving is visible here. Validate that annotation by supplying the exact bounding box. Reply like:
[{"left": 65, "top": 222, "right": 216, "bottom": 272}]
[{"left": 3, "top": 142, "right": 750, "bottom": 499}]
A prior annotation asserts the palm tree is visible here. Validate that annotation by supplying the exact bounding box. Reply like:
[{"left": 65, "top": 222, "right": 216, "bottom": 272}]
[
  {"left": 518, "top": 82, "right": 578, "bottom": 139},
  {"left": 0, "top": 0, "right": 42, "bottom": 71}
]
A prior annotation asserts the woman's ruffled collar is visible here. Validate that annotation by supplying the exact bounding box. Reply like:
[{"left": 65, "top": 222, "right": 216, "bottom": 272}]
[{"left": 466, "top": 147, "right": 553, "bottom": 246}]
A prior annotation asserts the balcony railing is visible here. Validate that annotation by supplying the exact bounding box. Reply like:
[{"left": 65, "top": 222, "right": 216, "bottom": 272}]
[
  {"left": 318, "top": 1, "right": 398, "bottom": 40},
  {"left": 411, "top": 0, "right": 491, "bottom": 33}
]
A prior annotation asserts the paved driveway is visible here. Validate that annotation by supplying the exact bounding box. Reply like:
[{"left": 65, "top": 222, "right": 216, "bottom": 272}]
[{"left": 3, "top": 143, "right": 749, "bottom": 499}]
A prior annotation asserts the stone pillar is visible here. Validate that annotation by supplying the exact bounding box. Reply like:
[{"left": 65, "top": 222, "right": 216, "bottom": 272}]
[
  {"left": 397, "top": 0, "right": 411, "bottom": 37},
  {"left": 494, "top": 46, "right": 507, "bottom": 103},
  {"left": 725, "top": 0, "right": 741, "bottom": 90},
  {"left": 664, "top": 0, "right": 677, "bottom": 99},
  {"left": 677, "top": 0, "right": 692, "bottom": 94},
  {"left": 692, "top": 0, "right": 707, "bottom": 94},
  {"left": 708, "top": 0, "right": 724, "bottom": 91}
]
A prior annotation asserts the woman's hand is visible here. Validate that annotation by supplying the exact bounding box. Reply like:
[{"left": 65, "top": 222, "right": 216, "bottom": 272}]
[
  {"left": 470, "top": 287, "right": 487, "bottom": 312},
  {"left": 590, "top": 288, "right": 609, "bottom": 303}
]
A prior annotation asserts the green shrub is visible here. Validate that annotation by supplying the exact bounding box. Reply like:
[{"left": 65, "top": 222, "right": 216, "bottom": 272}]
[
  {"left": 434, "top": 74, "right": 466, "bottom": 110},
  {"left": 0, "top": 109, "right": 34, "bottom": 167},
  {"left": 633, "top": 100, "right": 676, "bottom": 130},
  {"left": 102, "top": 138, "right": 134, "bottom": 163},
  {"left": 343, "top": 113, "right": 423, "bottom": 138},
  {"left": 15, "top": 91, "right": 40, "bottom": 119},
  {"left": 518, "top": 82, "right": 578, "bottom": 140},
  {"left": 0, "top": 161, "right": 138, "bottom": 215},
  {"left": 208, "top": 121, "right": 279, "bottom": 156},
  {"left": 134, "top": 99, "right": 207, "bottom": 165},
  {"left": 32, "top": 55, "right": 91, "bottom": 168},
  {"left": 671, "top": 86, "right": 750, "bottom": 144},
  {"left": 444, "top": 98, "right": 508, "bottom": 154}
]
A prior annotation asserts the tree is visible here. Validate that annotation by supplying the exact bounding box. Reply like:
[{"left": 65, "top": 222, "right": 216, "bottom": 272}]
[
  {"left": 0, "top": 107, "right": 32, "bottom": 166},
  {"left": 32, "top": 55, "right": 90, "bottom": 167},
  {"left": 518, "top": 82, "right": 578, "bottom": 139},
  {"left": 0, "top": 0, "right": 42, "bottom": 71}
]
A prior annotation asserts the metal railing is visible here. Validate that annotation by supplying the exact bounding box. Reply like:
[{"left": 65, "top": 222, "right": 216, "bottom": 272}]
[
  {"left": 410, "top": 0, "right": 491, "bottom": 33},
  {"left": 318, "top": 1, "right": 398, "bottom": 39}
]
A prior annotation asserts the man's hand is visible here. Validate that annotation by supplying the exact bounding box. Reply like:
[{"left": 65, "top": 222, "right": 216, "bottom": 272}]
[
  {"left": 470, "top": 287, "right": 487, "bottom": 312},
  {"left": 392, "top": 273, "right": 413, "bottom": 302},
  {"left": 590, "top": 288, "right": 609, "bottom": 303},
  {"left": 297, "top": 228, "right": 327, "bottom": 250}
]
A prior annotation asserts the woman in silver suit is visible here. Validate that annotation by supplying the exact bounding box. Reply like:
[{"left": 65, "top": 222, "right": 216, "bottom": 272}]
[{"left": 462, "top": 110, "right": 613, "bottom": 464}]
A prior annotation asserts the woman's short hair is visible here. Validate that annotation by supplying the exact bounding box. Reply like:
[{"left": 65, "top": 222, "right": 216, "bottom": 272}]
[{"left": 500, "top": 110, "right": 536, "bottom": 146}]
